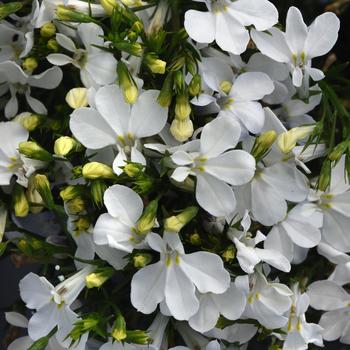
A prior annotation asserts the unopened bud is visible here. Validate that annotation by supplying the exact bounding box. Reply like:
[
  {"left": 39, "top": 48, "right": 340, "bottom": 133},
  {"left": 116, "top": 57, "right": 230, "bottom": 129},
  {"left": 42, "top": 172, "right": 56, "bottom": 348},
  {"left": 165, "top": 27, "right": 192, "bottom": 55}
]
[
  {"left": 66, "top": 87, "right": 88, "bottom": 109},
  {"left": 157, "top": 72, "right": 173, "bottom": 107},
  {"left": 22, "top": 57, "right": 38, "bottom": 73},
  {"left": 277, "top": 126, "right": 314, "bottom": 154},
  {"left": 114, "top": 41, "right": 143, "bottom": 57},
  {"left": 170, "top": 118, "right": 194, "bottom": 142},
  {"left": 91, "top": 180, "right": 107, "bottom": 208},
  {"left": 222, "top": 245, "right": 236, "bottom": 262},
  {"left": 220, "top": 80, "right": 233, "bottom": 95},
  {"left": 75, "top": 217, "right": 90, "bottom": 232},
  {"left": 164, "top": 206, "right": 198, "bottom": 233},
  {"left": 66, "top": 197, "right": 85, "bottom": 215},
  {"left": 318, "top": 159, "right": 332, "bottom": 192},
  {"left": 19, "top": 141, "right": 52, "bottom": 161},
  {"left": 14, "top": 112, "right": 42, "bottom": 131},
  {"left": 251, "top": 130, "right": 277, "bottom": 160},
  {"left": 60, "top": 185, "right": 81, "bottom": 201},
  {"left": 13, "top": 185, "right": 29, "bottom": 217},
  {"left": 55, "top": 5, "right": 92, "bottom": 22},
  {"left": 125, "top": 330, "right": 150, "bottom": 345},
  {"left": 144, "top": 53, "right": 166, "bottom": 74},
  {"left": 0, "top": 206, "right": 7, "bottom": 243},
  {"left": 189, "top": 232, "right": 201, "bottom": 246},
  {"left": 85, "top": 268, "right": 114, "bottom": 288},
  {"left": 47, "top": 38, "right": 59, "bottom": 52},
  {"left": 100, "top": 0, "right": 119, "bottom": 15},
  {"left": 175, "top": 94, "right": 191, "bottom": 120},
  {"left": 117, "top": 61, "right": 139, "bottom": 104},
  {"left": 136, "top": 199, "right": 158, "bottom": 233},
  {"left": 33, "top": 174, "right": 54, "bottom": 208},
  {"left": 328, "top": 141, "right": 350, "bottom": 162},
  {"left": 54, "top": 136, "right": 81, "bottom": 156},
  {"left": 82, "top": 162, "right": 115, "bottom": 180},
  {"left": 112, "top": 314, "right": 127, "bottom": 341},
  {"left": 174, "top": 70, "right": 186, "bottom": 92},
  {"left": 40, "top": 22, "right": 56, "bottom": 38},
  {"left": 133, "top": 253, "right": 152, "bottom": 268},
  {"left": 188, "top": 74, "right": 202, "bottom": 97},
  {"left": 27, "top": 176, "right": 44, "bottom": 214},
  {"left": 0, "top": 2, "right": 23, "bottom": 20},
  {"left": 124, "top": 163, "right": 143, "bottom": 177}
]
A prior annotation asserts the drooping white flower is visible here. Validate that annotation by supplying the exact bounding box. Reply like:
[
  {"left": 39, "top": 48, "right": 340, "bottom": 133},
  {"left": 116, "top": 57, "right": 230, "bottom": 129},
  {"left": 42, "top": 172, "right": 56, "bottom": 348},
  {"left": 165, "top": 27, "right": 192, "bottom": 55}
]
[
  {"left": 131, "top": 232, "right": 230, "bottom": 320},
  {"left": 0, "top": 61, "right": 62, "bottom": 118},
  {"left": 184, "top": 0, "right": 278, "bottom": 54},
  {"left": 170, "top": 115, "right": 256, "bottom": 222},
  {"left": 19, "top": 267, "right": 93, "bottom": 346},
  {"left": 308, "top": 280, "right": 350, "bottom": 344},
  {"left": 70, "top": 85, "right": 168, "bottom": 174},
  {"left": 251, "top": 6, "right": 340, "bottom": 87},
  {"left": 237, "top": 272, "right": 293, "bottom": 329}
]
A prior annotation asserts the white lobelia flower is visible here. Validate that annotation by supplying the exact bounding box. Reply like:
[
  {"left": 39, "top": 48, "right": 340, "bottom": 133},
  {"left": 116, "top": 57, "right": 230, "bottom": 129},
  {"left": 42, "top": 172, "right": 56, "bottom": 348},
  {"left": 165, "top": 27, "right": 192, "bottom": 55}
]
[
  {"left": 70, "top": 85, "right": 168, "bottom": 175},
  {"left": 47, "top": 23, "right": 117, "bottom": 88},
  {"left": 237, "top": 272, "right": 293, "bottom": 330},
  {"left": 19, "top": 267, "right": 94, "bottom": 347},
  {"left": 5, "top": 312, "right": 65, "bottom": 350},
  {"left": 170, "top": 115, "right": 256, "bottom": 222},
  {"left": 188, "top": 279, "right": 246, "bottom": 333},
  {"left": 307, "top": 280, "right": 350, "bottom": 344},
  {"left": 278, "top": 285, "right": 323, "bottom": 350},
  {"left": 184, "top": 0, "right": 278, "bottom": 55},
  {"left": 94, "top": 184, "right": 153, "bottom": 253},
  {"left": 264, "top": 202, "right": 322, "bottom": 264},
  {"left": 251, "top": 6, "right": 340, "bottom": 87},
  {"left": 130, "top": 232, "right": 230, "bottom": 320},
  {"left": 228, "top": 212, "right": 291, "bottom": 273},
  {"left": 0, "top": 121, "right": 45, "bottom": 187},
  {"left": 0, "top": 61, "right": 62, "bottom": 119}
]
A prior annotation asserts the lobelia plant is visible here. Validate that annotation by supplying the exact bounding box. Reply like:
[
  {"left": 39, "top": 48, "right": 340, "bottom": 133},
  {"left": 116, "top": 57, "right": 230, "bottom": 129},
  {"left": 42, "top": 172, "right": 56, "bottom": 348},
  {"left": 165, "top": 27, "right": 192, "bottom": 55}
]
[{"left": 0, "top": 0, "right": 349, "bottom": 350}]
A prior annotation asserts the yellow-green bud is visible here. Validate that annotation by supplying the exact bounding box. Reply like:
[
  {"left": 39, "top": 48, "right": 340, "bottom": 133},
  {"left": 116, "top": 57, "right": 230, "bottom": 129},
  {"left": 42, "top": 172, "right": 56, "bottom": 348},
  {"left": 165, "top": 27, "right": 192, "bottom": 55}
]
[
  {"left": 188, "top": 74, "right": 202, "bottom": 97},
  {"left": 124, "top": 163, "right": 143, "bottom": 177},
  {"left": 66, "top": 197, "right": 85, "bottom": 215},
  {"left": 173, "top": 70, "right": 186, "bottom": 91},
  {"left": 114, "top": 42, "right": 143, "bottom": 57},
  {"left": 0, "top": 2, "right": 23, "bottom": 20},
  {"left": 124, "top": 84, "right": 139, "bottom": 105},
  {"left": 54, "top": 136, "right": 80, "bottom": 156},
  {"left": 19, "top": 141, "right": 52, "bottom": 161},
  {"left": 27, "top": 176, "right": 44, "bottom": 214},
  {"left": 17, "top": 239, "right": 29, "bottom": 251},
  {"left": 136, "top": 199, "right": 158, "bottom": 233},
  {"left": 117, "top": 61, "right": 139, "bottom": 104},
  {"left": 164, "top": 206, "right": 198, "bottom": 233},
  {"left": 133, "top": 253, "right": 152, "bottom": 268},
  {"left": 60, "top": 185, "right": 81, "bottom": 201},
  {"left": 328, "top": 141, "right": 349, "bottom": 162},
  {"left": 189, "top": 232, "right": 201, "bottom": 246},
  {"left": 47, "top": 38, "right": 59, "bottom": 52},
  {"left": 14, "top": 112, "right": 42, "bottom": 131},
  {"left": 100, "top": 0, "right": 119, "bottom": 15},
  {"left": 75, "top": 217, "right": 91, "bottom": 232},
  {"left": 222, "top": 245, "right": 236, "bottom": 262},
  {"left": 170, "top": 118, "right": 194, "bottom": 142},
  {"left": 144, "top": 53, "right": 166, "bottom": 74},
  {"left": 122, "top": 0, "right": 144, "bottom": 6},
  {"left": 175, "top": 94, "right": 191, "bottom": 120},
  {"left": 125, "top": 330, "right": 150, "bottom": 345},
  {"left": 220, "top": 80, "right": 233, "bottom": 95},
  {"left": 65, "top": 87, "right": 88, "bottom": 109},
  {"left": 112, "top": 314, "right": 127, "bottom": 341},
  {"left": 82, "top": 162, "right": 115, "bottom": 180},
  {"left": 0, "top": 205, "right": 7, "bottom": 243},
  {"left": 318, "top": 159, "right": 332, "bottom": 192},
  {"left": 277, "top": 126, "right": 314, "bottom": 154},
  {"left": 251, "top": 130, "right": 277, "bottom": 160},
  {"left": 85, "top": 268, "right": 114, "bottom": 288},
  {"left": 91, "top": 180, "right": 107, "bottom": 208},
  {"left": 157, "top": 72, "right": 173, "bottom": 107},
  {"left": 13, "top": 186, "right": 29, "bottom": 217},
  {"left": 22, "top": 57, "right": 38, "bottom": 73},
  {"left": 40, "top": 22, "right": 56, "bottom": 38},
  {"left": 33, "top": 174, "right": 54, "bottom": 209},
  {"left": 55, "top": 5, "right": 92, "bottom": 22},
  {"left": 131, "top": 21, "right": 144, "bottom": 34}
]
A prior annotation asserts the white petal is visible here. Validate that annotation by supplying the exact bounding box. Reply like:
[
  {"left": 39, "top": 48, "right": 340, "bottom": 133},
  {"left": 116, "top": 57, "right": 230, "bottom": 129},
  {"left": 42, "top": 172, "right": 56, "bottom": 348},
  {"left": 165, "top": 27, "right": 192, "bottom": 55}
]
[
  {"left": 0, "top": 121, "right": 28, "bottom": 158},
  {"left": 264, "top": 226, "right": 294, "bottom": 262},
  {"left": 251, "top": 300, "right": 288, "bottom": 329},
  {"left": 184, "top": 10, "right": 215, "bottom": 44},
  {"left": 0, "top": 61, "right": 28, "bottom": 84},
  {"left": 25, "top": 92, "right": 47, "bottom": 115},
  {"left": 304, "top": 12, "right": 340, "bottom": 58},
  {"left": 47, "top": 53, "right": 74, "bottom": 66},
  {"left": 19, "top": 272, "right": 54, "bottom": 309},
  {"left": 5, "top": 312, "right": 28, "bottom": 328},
  {"left": 131, "top": 261, "right": 166, "bottom": 314},
  {"left": 8, "top": 337, "right": 33, "bottom": 350},
  {"left": 171, "top": 167, "right": 191, "bottom": 182},
  {"left": 329, "top": 262, "right": 350, "bottom": 286},
  {"left": 215, "top": 11, "right": 249, "bottom": 54},
  {"left": 129, "top": 90, "right": 168, "bottom": 139},
  {"left": 232, "top": 72, "right": 274, "bottom": 101},
  {"left": 200, "top": 115, "right": 241, "bottom": 157},
  {"left": 255, "top": 248, "right": 291, "bottom": 272},
  {"left": 5, "top": 94, "right": 19, "bottom": 119},
  {"left": 180, "top": 251, "right": 230, "bottom": 294},
  {"left": 86, "top": 52, "right": 117, "bottom": 85},
  {"left": 292, "top": 66, "right": 303, "bottom": 87},
  {"left": 28, "top": 66, "right": 63, "bottom": 89},
  {"left": 165, "top": 263, "right": 199, "bottom": 320},
  {"left": 77, "top": 23, "right": 104, "bottom": 49},
  {"left": 56, "top": 33, "right": 76, "bottom": 52},
  {"left": 196, "top": 173, "right": 236, "bottom": 222},
  {"left": 95, "top": 244, "right": 128, "bottom": 270},
  {"left": 306, "top": 67, "right": 325, "bottom": 82},
  {"left": 70, "top": 107, "right": 117, "bottom": 149},
  {"left": 329, "top": 192, "right": 350, "bottom": 217},
  {"left": 319, "top": 310, "right": 349, "bottom": 341},
  {"left": 234, "top": 239, "right": 260, "bottom": 274},
  {"left": 204, "top": 150, "right": 255, "bottom": 186},
  {"left": 285, "top": 7, "right": 308, "bottom": 54}
]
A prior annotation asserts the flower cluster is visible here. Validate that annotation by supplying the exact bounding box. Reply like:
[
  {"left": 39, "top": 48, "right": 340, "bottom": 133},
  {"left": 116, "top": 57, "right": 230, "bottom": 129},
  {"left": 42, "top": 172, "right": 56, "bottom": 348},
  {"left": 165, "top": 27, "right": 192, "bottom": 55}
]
[{"left": 0, "top": 1, "right": 349, "bottom": 350}]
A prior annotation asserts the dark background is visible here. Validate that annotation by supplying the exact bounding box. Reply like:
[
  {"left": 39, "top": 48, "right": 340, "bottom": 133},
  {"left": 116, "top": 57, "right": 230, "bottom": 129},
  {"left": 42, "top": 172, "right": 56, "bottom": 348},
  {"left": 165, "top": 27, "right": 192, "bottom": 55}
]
[{"left": 1, "top": 0, "right": 350, "bottom": 349}]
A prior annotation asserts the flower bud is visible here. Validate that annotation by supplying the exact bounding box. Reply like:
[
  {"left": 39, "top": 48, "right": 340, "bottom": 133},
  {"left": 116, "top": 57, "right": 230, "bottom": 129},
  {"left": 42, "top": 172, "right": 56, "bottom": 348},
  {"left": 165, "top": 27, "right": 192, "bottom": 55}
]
[
  {"left": 133, "top": 253, "right": 152, "bottom": 268},
  {"left": 144, "top": 53, "right": 166, "bottom": 74},
  {"left": 175, "top": 94, "right": 191, "bottom": 120},
  {"left": 328, "top": 141, "right": 350, "bottom": 162},
  {"left": 75, "top": 217, "right": 91, "bottom": 232},
  {"left": 65, "top": 87, "right": 88, "bottom": 109},
  {"left": 131, "top": 21, "right": 144, "bottom": 34},
  {"left": 40, "top": 22, "right": 56, "bottom": 38},
  {"left": 220, "top": 80, "right": 233, "bottom": 95},
  {"left": 0, "top": 205, "right": 7, "bottom": 243},
  {"left": 54, "top": 136, "right": 80, "bottom": 156},
  {"left": 55, "top": 5, "right": 92, "bottom": 22},
  {"left": 60, "top": 185, "right": 82, "bottom": 201},
  {"left": 136, "top": 199, "right": 158, "bottom": 233},
  {"left": 114, "top": 41, "right": 143, "bottom": 57},
  {"left": 124, "top": 163, "right": 143, "bottom": 177},
  {"left": 277, "top": 126, "right": 315, "bottom": 154},
  {"left": 318, "top": 159, "right": 332, "bottom": 192},
  {"left": 19, "top": 141, "right": 52, "bottom": 161},
  {"left": 170, "top": 119, "right": 194, "bottom": 142},
  {"left": 164, "top": 206, "right": 198, "bottom": 233},
  {"left": 125, "top": 330, "right": 150, "bottom": 345},
  {"left": 90, "top": 180, "right": 107, "bottom": 208},
  {"left": 47, "top": 38, "right": 59, "bottom": 52},
  {"left": 14, "top": 112, "right": 42, "bottom": 131},
  {"left": 22, "top": 57, "right": 38, "bottom": 73},
  {"left": 100, "top": 0, "right": 119, "bottom": 15},
  {"left": 147, "top": 0, "right": 168, "bottom": 36},
  {"left": 189, "top": 232, "right": 201, "bottom": 246},
  {"left": 33, "top": 174, "right": 54, "bottom": 209},
  {"left": 188, "top": 74, "right": 202, "bottom": 97},
  {"left": 222, "top": 245, "right": 236, "bottom": 262},
  {"left": 251, "top": 130, "right": 277, "bottom": 160},
  {"left": 117, "top": 61, "right": 139, "bottom": 104},
  {"left": 0, "top": 2, "right": 22, "bottom": 20},
  {"left": 85, "top": 268, "right": 114, "bottom": 288},
  {"left": 66, "top": 197, "right": 85, "bottom": 215},
  {"left": 27, "top": 176, "right": 44, "bottom": 214},
  {"left": 157, "top": 72, "right": 173, "bottom": 107},
  {"left": 112, "top": 314, "right": 127, "bottom": 341},
  {"left": 173, "top": 70, "right": 186, "bottom": 92},
  {"left": 122, "top": 0, "right": 144, "bottom": 6},
  {"left": 13, "top": 185, "right": 29, "bottom": 217},
  {"left": 82, "top": 162, "right": 115, "bottom": 180}
]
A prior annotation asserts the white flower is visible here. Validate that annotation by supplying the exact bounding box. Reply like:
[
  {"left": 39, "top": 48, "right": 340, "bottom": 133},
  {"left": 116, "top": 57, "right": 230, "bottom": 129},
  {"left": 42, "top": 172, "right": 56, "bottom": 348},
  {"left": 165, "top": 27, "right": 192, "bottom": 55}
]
[
  {"left": 19, "top": 267, "right": 93, "bottom": 346},
  {"left": 308, "top": 280, "right": 350, "bottom": 344},
  {"left": 237, "top": 272, "right": 293, "bottom": 329},
  {"left": 188, "top": 280, "right": 246, "bottom": 333},
  {"left": 170, "top": 115, "right": 256, "bottom": 222},
  {"left": 47, "top": 23, "right": 117, "bottom": 88},
  {"left": 0, "top": 61, "right": 62, "bottom": 118},
  {"left": 184, "top": 0, "right": 278, "bottom": 54},
  {"left": 70, "top": 85, "right": 168, "bottom": 174},
  {"left": 94, "top": 184, "right": 151, "bottom": 253},
  {"left": 251, "top": 6, "right": 340, "bottom": 87},
  {"left": 131, "top": 232, "right": 230, "bottom": 320}
]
